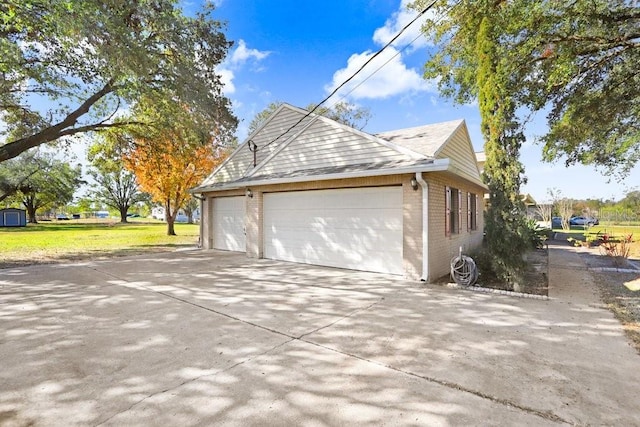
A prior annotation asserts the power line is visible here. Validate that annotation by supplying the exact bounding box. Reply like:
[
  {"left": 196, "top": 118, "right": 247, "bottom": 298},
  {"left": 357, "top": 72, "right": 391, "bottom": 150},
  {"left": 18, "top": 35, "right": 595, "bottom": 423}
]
[
  {"left": 256, "top": 0, "right": 439, "bottom": 152},
  {"left": 326, "top": 0, "right": 460, "bottom": 109}
]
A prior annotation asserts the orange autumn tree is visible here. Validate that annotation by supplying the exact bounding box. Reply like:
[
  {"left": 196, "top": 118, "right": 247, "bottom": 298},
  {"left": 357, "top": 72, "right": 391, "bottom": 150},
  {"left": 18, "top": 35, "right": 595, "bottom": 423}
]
[
  {"left": 126, "top": 139, "right": 224, "bottom": 235},
  {"left": 123, "top": 96, "right": 235, "bottom": 235}
]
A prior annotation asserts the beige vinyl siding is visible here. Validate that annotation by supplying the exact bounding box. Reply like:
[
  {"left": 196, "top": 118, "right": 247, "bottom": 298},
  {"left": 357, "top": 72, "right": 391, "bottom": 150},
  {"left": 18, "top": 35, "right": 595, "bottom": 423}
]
[
  {"left": 436, "top": 126, "right": 483, "bottom": 185},
  {"left": 257, "top": 120, "right": 411, "bottom": 176},
  {"left": 249, "top": 108, "right": 315, "bottom": 166},
  {"left": 206, "top": 145, "right": 253, "bottom": 184},
  {"left": 200, "top": 107, "right": 314, "bottom": 186}
]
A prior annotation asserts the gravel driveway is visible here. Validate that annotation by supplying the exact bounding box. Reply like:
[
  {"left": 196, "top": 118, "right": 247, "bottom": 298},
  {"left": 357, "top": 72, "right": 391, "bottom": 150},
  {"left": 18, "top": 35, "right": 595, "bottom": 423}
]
[{"left": 1, "top": 248, "right": 639, "bottom": 426}]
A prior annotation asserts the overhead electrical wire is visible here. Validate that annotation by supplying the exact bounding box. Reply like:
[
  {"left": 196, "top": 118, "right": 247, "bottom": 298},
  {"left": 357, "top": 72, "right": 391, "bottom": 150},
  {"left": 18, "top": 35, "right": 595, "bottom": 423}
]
[{"left": 255, "top": 0, "right": 441, "bottom": 152}]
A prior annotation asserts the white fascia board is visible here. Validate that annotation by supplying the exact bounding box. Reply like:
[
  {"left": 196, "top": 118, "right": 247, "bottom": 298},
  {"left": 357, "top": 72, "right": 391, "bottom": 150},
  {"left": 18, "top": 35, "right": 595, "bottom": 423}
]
[{"left": 194, "top": 159, "right": 451, "bottom": 193}]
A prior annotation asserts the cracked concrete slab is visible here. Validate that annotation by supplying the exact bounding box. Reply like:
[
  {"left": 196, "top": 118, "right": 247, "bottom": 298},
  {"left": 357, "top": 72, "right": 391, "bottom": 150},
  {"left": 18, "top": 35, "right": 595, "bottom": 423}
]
[{"left": 1, "top": 247, "right": 640, "bottom": 426}]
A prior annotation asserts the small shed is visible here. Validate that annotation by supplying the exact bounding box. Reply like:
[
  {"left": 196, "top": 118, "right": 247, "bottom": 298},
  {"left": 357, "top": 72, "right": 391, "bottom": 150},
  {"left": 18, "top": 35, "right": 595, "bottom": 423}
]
[{"left": 0, "top": 208, "right": 27, "bottom": 227}]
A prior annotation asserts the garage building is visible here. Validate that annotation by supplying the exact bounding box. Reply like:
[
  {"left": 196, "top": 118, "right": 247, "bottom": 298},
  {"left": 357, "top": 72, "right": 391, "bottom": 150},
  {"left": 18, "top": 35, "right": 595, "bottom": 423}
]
[{"left": 191, "top": 104, "right": 486, "bottom": 281}]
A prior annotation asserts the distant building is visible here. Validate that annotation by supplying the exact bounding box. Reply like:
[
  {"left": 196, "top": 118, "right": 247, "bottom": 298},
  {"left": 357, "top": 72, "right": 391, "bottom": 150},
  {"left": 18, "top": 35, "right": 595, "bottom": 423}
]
[{"left": 0, "top": 208, "right": 27, "bottom": 227}]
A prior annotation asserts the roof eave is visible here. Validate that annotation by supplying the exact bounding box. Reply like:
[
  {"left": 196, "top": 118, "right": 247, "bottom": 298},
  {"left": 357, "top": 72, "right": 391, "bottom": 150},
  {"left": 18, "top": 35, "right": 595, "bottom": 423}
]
[{"left": 191, "top": 159, "right": 451, "bottom": 193}]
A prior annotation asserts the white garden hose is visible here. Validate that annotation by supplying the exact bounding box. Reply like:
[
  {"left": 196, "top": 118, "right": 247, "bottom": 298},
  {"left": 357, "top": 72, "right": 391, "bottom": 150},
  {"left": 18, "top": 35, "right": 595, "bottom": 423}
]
[{"left": 450, "top": 248, "right": 478, "bottom": 286}]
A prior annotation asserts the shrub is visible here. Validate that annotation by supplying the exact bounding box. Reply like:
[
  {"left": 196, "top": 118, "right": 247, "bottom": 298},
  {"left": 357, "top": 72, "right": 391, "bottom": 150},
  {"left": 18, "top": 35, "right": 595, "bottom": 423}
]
[
  {"left": 600, "top": 233, "right": 633, "bottom": 266},
  {"left": 523, "top": 219, "right": 549, "bottom": 249}
]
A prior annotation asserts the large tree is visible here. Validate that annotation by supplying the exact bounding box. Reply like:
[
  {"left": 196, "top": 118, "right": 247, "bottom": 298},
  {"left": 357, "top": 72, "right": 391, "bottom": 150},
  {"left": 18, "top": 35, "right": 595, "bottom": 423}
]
[
  {"left": 0, "top": 0, "right": 236, "bottom": 162},
  {"left": 416, "top": 2, "right": 529, "bottom": 285},
  {"left": 414, "top": 0, "right": 640, "bottom": 174},
  {"left": 0, "top": 151, "right": 47, "bottom": 203},
  {"left": 87, "top": 137, "right": 147, "bottom": 223},
  {"left": 123, "top": 96, "right": 229, "bottom": 235},
  {"left": 16, "top": 158, "right": 83, "bottom": 223}
]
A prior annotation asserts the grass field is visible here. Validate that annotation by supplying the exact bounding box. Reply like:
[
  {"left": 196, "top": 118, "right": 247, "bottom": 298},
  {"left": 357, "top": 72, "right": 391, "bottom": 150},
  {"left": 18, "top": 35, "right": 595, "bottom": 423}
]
[
  {"left": 0, "top": 221, "right": 199, "bottom": 268},
  {"left": 552, "top": 224, "right": 640, "bottom": 259}
]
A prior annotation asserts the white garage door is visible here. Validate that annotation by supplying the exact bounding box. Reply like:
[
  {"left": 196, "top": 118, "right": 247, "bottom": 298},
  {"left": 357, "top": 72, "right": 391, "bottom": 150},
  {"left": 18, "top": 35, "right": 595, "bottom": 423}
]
[
  {"left": 212, "top": 196, "right": 246, "bottom": 252},
  {"left": 264, "top": 187, "right": 403, "bottom": 275}
]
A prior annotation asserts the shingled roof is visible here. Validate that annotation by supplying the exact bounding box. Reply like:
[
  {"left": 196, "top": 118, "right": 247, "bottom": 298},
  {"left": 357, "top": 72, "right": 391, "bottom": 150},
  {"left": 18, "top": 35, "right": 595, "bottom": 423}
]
[{"left": 192, "top": 104, "right": 483, "bottom": 192}]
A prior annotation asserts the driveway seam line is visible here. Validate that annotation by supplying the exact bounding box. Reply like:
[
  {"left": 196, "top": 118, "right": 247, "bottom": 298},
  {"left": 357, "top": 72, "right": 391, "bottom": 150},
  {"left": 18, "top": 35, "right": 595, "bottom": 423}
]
[
  {"left": 298, "top": 338, "right": 570, "bottom": 425},
  {"left": 92, "top": 266, "right": 569, "bottom": 424},
  {"left": 296, "top": 298, "right": 385, "bottom": 340},
  {"left": 90, "top": 266, "right": 300, "bottom": 340},
  {"left": 95, "top": 338, "right": 295, "bottom": 426}
]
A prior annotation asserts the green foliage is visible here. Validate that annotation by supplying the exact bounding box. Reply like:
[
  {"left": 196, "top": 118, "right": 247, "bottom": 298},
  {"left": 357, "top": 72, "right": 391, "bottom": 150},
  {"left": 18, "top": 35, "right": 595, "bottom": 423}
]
[
  {"left": 413, "top": 0, "right": 640, "bottom": 175},
  {"left": 0, "top": 0, "right": 237, "bottom": 162},
  {"left": 0, "top": 151, "right": 45, "bottom": 202},
  {"left": 13, "top": 154, "right": 84, "bottom": 222},
  {"left": 477, "top": 14, "right": 528, "bottom": 287},
  {"left": 87, "top": 135, "right": 148, "bottom": 223},
  {"left": 523, "top": 219, "right": 549, "bottom": 250},
  {"left": 412, "top": 2, "right": 531, "bottom": 286}
]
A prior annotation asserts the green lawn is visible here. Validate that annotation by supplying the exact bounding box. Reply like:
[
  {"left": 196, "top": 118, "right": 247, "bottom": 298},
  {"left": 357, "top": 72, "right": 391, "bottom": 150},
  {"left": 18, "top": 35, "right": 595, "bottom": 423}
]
[
  {"left": 552, "top": 224, "right": 640, "bottom": 259},
  {"left": 0, "top": 221, "right": 199, "bottom": 268}
]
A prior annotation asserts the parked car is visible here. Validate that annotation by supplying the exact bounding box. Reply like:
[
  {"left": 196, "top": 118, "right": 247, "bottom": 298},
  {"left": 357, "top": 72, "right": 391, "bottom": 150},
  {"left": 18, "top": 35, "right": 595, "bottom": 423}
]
[
  {"left": 551, "top": 217, "right": 562, "bottom": 228},
  {"left": 56, "top": 214, "right": 69, "bottom": 220},
  {"left": 569, "top": 216, "right": 599, "bottom": 226}
]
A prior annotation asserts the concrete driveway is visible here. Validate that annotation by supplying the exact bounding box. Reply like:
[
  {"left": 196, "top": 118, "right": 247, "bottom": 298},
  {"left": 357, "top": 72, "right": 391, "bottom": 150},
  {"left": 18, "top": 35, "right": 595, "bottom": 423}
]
[{"left": 1, "top": 248, "right": 640, "bottom": 426}]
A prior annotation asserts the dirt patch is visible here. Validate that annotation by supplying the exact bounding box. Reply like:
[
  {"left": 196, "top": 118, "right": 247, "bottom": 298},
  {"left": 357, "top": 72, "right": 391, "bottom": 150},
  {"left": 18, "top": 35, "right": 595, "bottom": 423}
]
[
  {"left": 572, "top": 247, "right": 640, "bottom": 355},
  {"left": 520, "top": 249, "right": 549, "bottom": 296}
]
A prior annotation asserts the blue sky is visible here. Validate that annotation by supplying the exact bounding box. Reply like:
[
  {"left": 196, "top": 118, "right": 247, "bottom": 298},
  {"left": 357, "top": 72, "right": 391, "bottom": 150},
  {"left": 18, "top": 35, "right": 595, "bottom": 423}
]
[{"left": 207, "top": 0, "right": 637, "bottom": 202}]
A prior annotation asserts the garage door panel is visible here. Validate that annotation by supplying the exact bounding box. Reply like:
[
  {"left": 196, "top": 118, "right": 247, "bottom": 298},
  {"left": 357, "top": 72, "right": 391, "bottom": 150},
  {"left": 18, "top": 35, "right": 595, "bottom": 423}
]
[
  {"left": 213, "top": 197, "right": 246, "bottom": 252},
  {"left": 264, "top": 187, "right": 403, "bottom": 275}
]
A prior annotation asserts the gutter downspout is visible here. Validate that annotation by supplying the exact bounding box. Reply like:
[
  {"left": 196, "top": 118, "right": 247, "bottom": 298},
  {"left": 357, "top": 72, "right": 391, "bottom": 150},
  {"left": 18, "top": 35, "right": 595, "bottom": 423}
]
[
  {"left": 193, "top": 194, "right": 205, "bottom": 248},
  {"left": 415, "top": 172, "right": 429, "bottom": 282}
]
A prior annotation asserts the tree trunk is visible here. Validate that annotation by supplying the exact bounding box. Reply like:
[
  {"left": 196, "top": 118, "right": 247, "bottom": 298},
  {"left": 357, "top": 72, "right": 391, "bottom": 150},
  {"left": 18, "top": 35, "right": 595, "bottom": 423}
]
[
  {"left": 166, "top": 219, "right": 176, "bottom": 236},
  {"left": 165, "top": 199, "right": 176, "bottom": 235},
  {"left": 119, "top": 207, "right": 128, "bottom": 223},
  {"left": 26, "top": 206, "right": 37, "bottom": 224}
]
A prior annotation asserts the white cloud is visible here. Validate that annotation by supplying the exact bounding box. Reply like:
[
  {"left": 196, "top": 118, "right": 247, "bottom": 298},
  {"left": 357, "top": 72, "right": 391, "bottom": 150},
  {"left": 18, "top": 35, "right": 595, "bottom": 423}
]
[
  {"left": 229, "top": 40, "right": 271, "bottom": 66},
  {"left": 326, "top": 1, "right": 435, "bottom": 102},
  {"left": 326, "top": 47, "right": 434, "bottom": 102},
  {"left": 218, "top": 40, "right": 270, "bottom": 96},
  {"left": 218, "top": 67, "right": 235, "bottom": 95},
  {"left": 372, "top": 0, "right": 432, "bottom": 50}
]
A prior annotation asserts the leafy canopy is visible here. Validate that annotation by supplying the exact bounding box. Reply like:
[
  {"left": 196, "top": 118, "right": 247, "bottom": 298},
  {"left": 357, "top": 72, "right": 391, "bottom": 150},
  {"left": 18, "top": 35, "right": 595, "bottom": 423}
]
[
  {"left": 123, "top": 95, "right": 229, "bottom": 235},
  {"left": 0, "top": 0, "right": 237, "bottom": 162},
  {"left": 88, "top": 136, "right": 147, "bottom": 223},
  {"left": 14, "top": 155, "right": 84, "bottom": 222},
  {"left": 414, "top": 0, "right": 640, "bottom": 174}
]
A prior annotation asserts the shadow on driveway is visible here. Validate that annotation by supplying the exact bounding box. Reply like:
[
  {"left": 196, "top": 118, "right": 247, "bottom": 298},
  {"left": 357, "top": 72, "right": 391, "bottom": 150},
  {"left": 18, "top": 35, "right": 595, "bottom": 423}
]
[{"left": 1, "top": 249, "right": 640, "bottom": 425}]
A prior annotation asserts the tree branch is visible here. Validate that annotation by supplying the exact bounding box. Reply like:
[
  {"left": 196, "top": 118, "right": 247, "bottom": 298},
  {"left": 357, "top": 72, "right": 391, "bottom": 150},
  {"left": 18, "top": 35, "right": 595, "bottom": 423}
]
[{"left": 0, "top": 79, "right": 116, "bottom": 162}]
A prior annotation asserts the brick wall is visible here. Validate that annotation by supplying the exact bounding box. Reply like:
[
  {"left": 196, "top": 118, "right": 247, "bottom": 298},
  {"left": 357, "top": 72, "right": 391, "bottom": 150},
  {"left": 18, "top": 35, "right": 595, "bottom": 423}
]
[{"left": 427, "top": 172, "right": 485, "bottom": 281}]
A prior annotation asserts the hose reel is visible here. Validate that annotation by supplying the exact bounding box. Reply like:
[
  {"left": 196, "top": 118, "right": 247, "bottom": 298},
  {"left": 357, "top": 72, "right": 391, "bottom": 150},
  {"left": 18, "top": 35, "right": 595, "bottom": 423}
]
[{"left": 450, "top": 247, "right": 478, "bottom": 286}]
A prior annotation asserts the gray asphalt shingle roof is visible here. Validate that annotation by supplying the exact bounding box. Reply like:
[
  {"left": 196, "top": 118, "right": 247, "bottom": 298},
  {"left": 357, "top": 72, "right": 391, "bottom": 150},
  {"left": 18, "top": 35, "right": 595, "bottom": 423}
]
[{"left": 375, "top": 119, "right": 464, "bottom": 157}]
